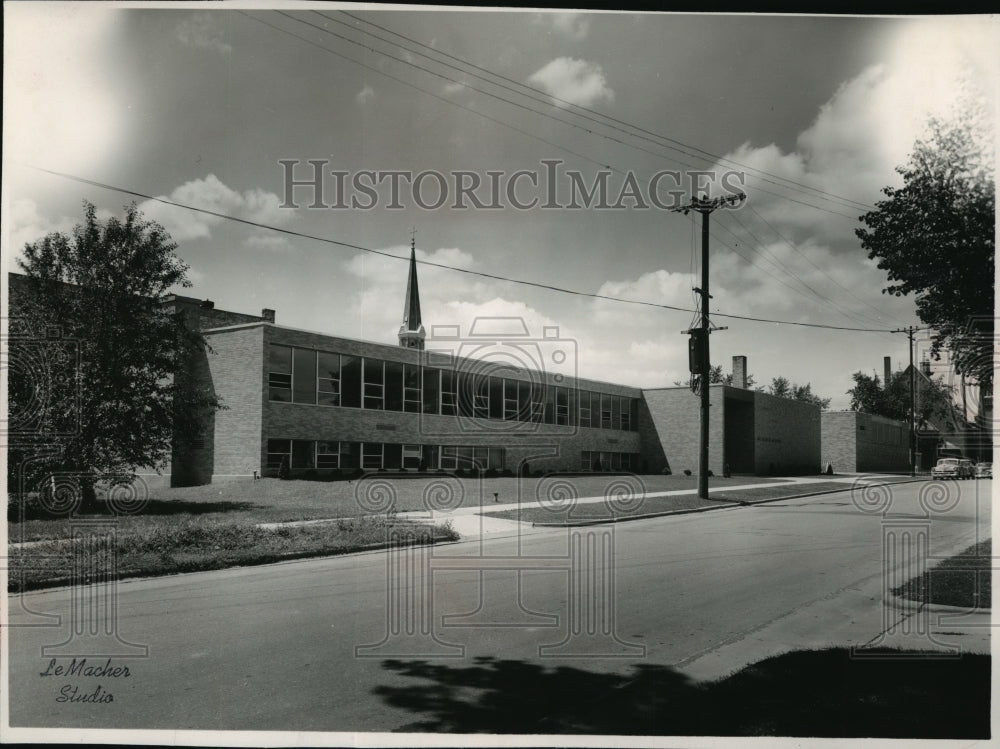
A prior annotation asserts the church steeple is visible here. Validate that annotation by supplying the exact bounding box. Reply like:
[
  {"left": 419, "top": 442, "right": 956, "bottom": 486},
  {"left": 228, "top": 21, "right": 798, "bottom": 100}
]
[{"left": 399, "top": 231, "right": 426, "bottom": 350}]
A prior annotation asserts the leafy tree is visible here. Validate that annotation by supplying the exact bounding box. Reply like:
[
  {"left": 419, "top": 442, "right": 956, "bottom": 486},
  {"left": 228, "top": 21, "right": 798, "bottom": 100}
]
[
  {"left": 9, "top": 201, "right": 220, "bottom": 512},
  {"left": 847, "top": 370, "right": 954, "bottom": 430},
  {"left": 673, "top": 369, "right": 829, "bottom": 409},
  {"left": 856, "top": 112, "right": 995, "bottom": 389},
  {"left": 674, "top": 364, "right": 756, "bottom": 388}
]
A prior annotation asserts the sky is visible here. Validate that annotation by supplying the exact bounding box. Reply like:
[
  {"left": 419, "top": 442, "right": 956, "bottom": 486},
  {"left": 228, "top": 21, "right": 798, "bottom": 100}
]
[{"left": 3, "top": 3, "right": 997, "bottom": 410}]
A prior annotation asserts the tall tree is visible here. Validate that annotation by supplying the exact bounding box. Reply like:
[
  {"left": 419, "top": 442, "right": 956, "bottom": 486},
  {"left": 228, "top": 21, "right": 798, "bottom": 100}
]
[
  {"left": 856, "top": 112, "right": 995, "bottom": 390},
  {"left": 10, "top": 201, "right": 220, "bottom": 512},
  {"left": 847, "top": 370, "right": 954, "bottom": 430}
]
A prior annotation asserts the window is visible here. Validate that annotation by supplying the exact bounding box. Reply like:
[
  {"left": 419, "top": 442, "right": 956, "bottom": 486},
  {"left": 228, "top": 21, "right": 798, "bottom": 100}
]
[
  {"left": 611, "top": 396, "right": 622, "bottom": 431},
  {"left": 403, "top": 444, "right": 422, "bottom": 469},
  {"left": 422, "top": 444, "right": 440, "bottom": 470},
  {"left": 457, "top": 370, "right": 474, "bottom": 418},
  {"left": 318, "top": 352, "right": 340, "bottom": 406},
  {"left": 555, "top": 387, "right": 569, "bottom": 425},
  {"left": 340, "top": 441, "right": 360, "bottom": 469},
  {"left": 268, "top": 345, "right": 292, "bottom": 402},
  {"left": 567, "top": 388, "right": 577, "bottom": 427},
  {"left": 474, "top": 375, "right": 490, "bottom": 420},
  {"left": 385, "top": 361, "right": 404, "bottom": 412},
  {"left": 441, "top": 370, "right": 457, "bottom": 416},
  {"left": 316, "top": 441, "right": 339, "bottom": 469},
  {"left": 489, "top": 377, "right": 503, "bottom": 420},
  {"left": 362, "top": 442, "right": 383, "bottom": 469},
  {"left": 267, "top": 439, "right": 291, "bottom": 469},
  {"left": 423, "top": 368, "right": 440, "bottom": 414},
  {"left": 403, "top": 365, "right": 421, "bottom": 413},
  {"left": 474, "top": 447, "right": 490, "bottom": 470},
  {"left": 504, "top": 379, "right": 519, "bottom": 421},
  {"left": 293, "top": 348, "right": 316, "bottom": 404},
  {"left": 600, "top": 394, "right": 612, "bottom": 429},
  {"left": 579, "top": 390, "right": 592, "bottom": 428},
  {"left": 457, "top": 446, "right": 474, "bottom": 469},
  {"left": 292, "top": 440, "right": 315, "bottom": 469},
  {"left": 363, "top": 358, "right": 384, "bottom": 410},
  {"left": 543, "top": 384, "right": 556, "bottom": 425},
  {"left": 384, "top": 443, "right": 402, "bottom": 470},
  {"left": 441, "top": 445, "right": 459, "bottom": 470},
  {"left": 488, "top": 447, "right": 505, "bottom": 470},
  {"left": 341, "top": 356, "right": 361, "bottom": 408}
]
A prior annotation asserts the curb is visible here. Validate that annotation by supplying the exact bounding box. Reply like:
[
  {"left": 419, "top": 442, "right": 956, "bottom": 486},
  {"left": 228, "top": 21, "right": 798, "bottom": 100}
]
[
  {"left": 526, "top": 477, "right": 929, "bottom": 528},
  {"left": 885, "top": 594, "right": 992, "bottom": 615}
]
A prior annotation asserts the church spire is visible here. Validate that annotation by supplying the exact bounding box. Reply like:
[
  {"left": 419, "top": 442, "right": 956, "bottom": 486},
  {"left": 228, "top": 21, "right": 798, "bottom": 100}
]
[{"left": 399, "top": 230, "right": 426, "bottom": 350}]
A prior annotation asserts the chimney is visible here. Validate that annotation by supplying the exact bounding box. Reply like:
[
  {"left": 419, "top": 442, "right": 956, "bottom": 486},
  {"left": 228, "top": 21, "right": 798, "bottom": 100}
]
[
  {"left": 920, "top": 359, "right": 931, "bottom": 376},
  {"left": 732, "top": 355, "right": 748, "bottom": 389},
  {"left": 261, "top": 308, "right": 276, "bottom": 323},
  {"left": 883, "top": 356, "right": 891, "bottom": 389},
  {"left": 200, "top": 299, "right": 215, "bottom": 309}
]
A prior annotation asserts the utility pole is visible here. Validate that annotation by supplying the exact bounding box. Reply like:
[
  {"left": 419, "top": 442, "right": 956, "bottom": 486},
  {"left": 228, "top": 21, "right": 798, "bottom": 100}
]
[
  {"left": 892, "top": 325, "right": 918, "bottom": 477},
  {"left": 675, "top": 192, "right": 745, "bottom": 499}
]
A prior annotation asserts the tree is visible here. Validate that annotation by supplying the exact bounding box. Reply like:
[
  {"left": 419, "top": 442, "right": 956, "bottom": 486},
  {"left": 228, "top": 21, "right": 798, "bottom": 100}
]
[
  {"left": 847, "top": 370, "right": 954, "bottom": 430},
  {"left": 673, "top": 369, "right": 829, "bottom": 409},
  {"left": 856, "top": 112, "right": 995, "bottom": 390},
  {"left": 9, "top": 201, "right": 221, "bottom": 512}
]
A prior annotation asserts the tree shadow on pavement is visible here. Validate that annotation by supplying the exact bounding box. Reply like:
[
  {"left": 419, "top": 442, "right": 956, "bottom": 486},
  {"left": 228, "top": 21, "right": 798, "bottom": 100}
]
[{"left": 376, "top": 648, "right": 989, "bottom": 737}]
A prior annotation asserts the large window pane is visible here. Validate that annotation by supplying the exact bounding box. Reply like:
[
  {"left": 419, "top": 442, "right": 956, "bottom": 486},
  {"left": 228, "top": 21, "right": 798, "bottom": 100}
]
[
  {"left": 292, "top": 440, "right": 314, "bottom": 469},
  {"left": 385, "top": 361, "right": 403, "bottom": 412},
  {"left": 489, "top": 377, "right": 503, "bottom": 420},
  {"left": 268, "top": 345, "right": 292, "bottom": 402},
  {"left": 402, "top": 444, "right": 422, "bottom": 469},
  {"left": 384, "top": 443, "right": 402, "bottom": 469},
  {"left": 403, "top": 365, "right": 421, "bottom": 413},
  {"left": 474, "top": 375, "right": 490, "bottom": 419},
  {"left": 600, "top": 394, "right": 612, "bottom": 429},
  {"left": 441, "top": 370, "right": 457, "bottom": 416},
  {"left": 423, "top": 368, "right": 440, "bottom": 414},
  {"left": 422, "top": 444, "right": 439, "bottom": 470},
  {"left": 457, "top": 370, "right": 474, "bottom": 418},
  {"left": 363, "top": 358, "right": 384, "bottom": 410},
  {"left": 488, "top": 447, "right": 504, "bottom": 470},
  {"left": 341, "top": 356, "right": 361, "bottom": 408},
  {"left": 503, "top": 379, "right": 518, "bottom": 421},
  {"left": 543, "top": 384, "right": 555, "bottom": 425},
  {"left": 473, "top": 447, "right": 489, "bottom": 470},
  {"left": 293, "top": 348, "right": 316, "bottom": 404},
  {"left": 362, "top": 442, "right": 382, "bottom": 469},
  {"left": 340, "top": 441, "right": 360, "bottom": 469},
  {"left": 579, "top": 390, "right": 591, "bottom": 428},
  {"left": 266, "top": 439, "right": 291, "bottom": 469},
  {"left": 611, "top": 395, "right": 622, "bottom": 431},
  {"left": 316, "top": 441, "right": 339, "bottom": 469},
  {"left": 318, "top": 352, "right": 340, "bottom": 406}
]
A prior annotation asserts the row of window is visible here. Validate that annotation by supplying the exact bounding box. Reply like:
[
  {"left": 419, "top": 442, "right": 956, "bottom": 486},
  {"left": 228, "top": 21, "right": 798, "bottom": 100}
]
[
  {"left": 580, "top": 450, "right": 638, "bottom": 472},
  {"left": 266, "top": 439, "right": 507, "bottom": 471},
  {"left": 268, "top": 344, "right": 638, "bottom": 431}
]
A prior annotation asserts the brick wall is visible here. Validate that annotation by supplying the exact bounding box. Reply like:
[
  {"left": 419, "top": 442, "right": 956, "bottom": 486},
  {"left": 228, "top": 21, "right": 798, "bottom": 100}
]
[
  {"left": 201, "top": 325, "right": 266, "bottom": 480},
  {"left": 821, "top": 411, "right": 858, "bottom": 472},
  {"left": 753, "top": 391, "right": 821, "bottom": 475},
  {"left": 641, "top": 387, "right": 726, "bottom": 475}
]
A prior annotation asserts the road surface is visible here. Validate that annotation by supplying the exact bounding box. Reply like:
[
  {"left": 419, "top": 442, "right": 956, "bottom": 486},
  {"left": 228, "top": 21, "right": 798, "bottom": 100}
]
[{"left": 5, "top": 478, "right": 991, "bottom": 734}]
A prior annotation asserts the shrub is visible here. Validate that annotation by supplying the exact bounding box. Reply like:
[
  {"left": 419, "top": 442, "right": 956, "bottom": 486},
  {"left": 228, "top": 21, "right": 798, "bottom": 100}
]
[{"left": 278, "top": 456, "right": 291, "bottom": 480}]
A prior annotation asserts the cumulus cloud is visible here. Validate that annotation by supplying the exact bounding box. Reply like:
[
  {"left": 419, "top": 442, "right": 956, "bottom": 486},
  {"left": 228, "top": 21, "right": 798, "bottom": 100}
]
[
  {"left": 176, "top": 12, "right": 231, "bottom": 56},
  {"left": 356, "top": 84, "right": 375, "bottom": 104},
  {"left": 528, "top": 57, "right": 614, "bottom": 108},
  {"left": 548, "top": 13, "right": 591, "bottom": 40},
  {"left": 244, "top": 233, "right": 292, "bottom": 252},
  {"left": 442, "top": 81, "right": 467, "bottom": 96},
  {"left": 137, "top": 174, "right": 292, "bottom": 243}
]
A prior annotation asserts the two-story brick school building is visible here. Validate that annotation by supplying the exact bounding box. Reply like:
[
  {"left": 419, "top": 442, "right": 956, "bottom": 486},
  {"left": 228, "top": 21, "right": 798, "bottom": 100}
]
[{"left": 15, "top": 244, "right": 916, "bottom": 486}]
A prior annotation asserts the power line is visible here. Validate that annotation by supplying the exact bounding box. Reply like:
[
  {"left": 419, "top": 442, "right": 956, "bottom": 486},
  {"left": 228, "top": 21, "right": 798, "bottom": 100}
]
[
  {"left": 21, "top": 164, "right": 897, "bottom": 334},
  {"left": 266, "top": 10, "right": 861, "bottom": 221},
  {"left": 336, "top": 9, "right": 877, "bottom": 215}
]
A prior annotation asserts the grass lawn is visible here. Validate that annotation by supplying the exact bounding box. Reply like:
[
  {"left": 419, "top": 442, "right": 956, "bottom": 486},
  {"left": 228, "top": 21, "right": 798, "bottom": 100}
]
[
  {"left": 9, "top": 473, "right": 789, "bottom": 542},
  {"left": 8, "top": 515, "right": 457, "bottom": 592},
  {"left": 893, "top": 538, "right": 992, "bottom": 608},
  {"left": 482, "top": 479, "right": 891, "bottom": 524}
]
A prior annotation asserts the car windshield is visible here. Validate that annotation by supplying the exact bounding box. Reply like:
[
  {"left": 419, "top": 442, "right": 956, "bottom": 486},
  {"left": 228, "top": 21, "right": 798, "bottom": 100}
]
[{"left": 937, "top": 459, "right": 960, "bottom": 466}]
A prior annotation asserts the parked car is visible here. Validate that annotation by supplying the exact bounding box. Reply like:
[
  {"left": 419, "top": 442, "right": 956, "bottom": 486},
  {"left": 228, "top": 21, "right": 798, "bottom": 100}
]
[
  {"left": 931, "top": 458, "right": 974, "bottom": 480},
  {"left": 976, "top": 462, "right": 992, "bottom": 478}
]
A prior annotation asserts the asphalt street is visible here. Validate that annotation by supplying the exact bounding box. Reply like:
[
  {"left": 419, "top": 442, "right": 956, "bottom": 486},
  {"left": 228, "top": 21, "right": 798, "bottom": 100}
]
[{"left": 5, "top": 478, "right": 991, "bottom": 735}]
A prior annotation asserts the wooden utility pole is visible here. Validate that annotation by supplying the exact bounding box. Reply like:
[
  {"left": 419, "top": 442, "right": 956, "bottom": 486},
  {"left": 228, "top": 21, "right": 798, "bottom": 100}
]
[
  {"left": 893, "top": 326, "right": 918, "bottom": 477},
  {"left": 675, "top": 192, "right": 745, "bottom": 499}
]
